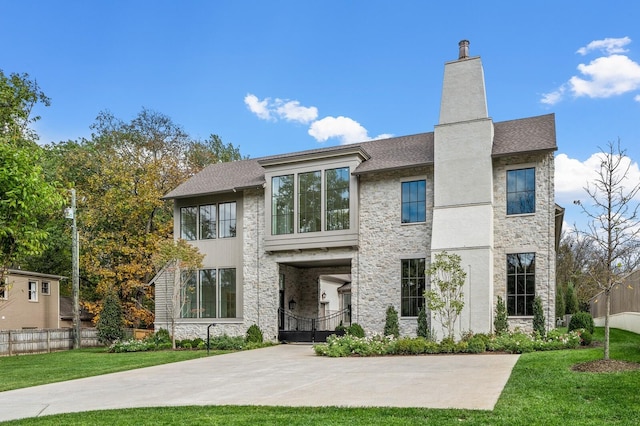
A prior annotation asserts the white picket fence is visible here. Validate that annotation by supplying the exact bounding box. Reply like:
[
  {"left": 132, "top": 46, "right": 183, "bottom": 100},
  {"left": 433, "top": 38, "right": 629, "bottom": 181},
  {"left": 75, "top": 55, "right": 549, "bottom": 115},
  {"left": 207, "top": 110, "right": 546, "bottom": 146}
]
[{"left": 0, "top": 328, "right": 101, "bottom": 356}]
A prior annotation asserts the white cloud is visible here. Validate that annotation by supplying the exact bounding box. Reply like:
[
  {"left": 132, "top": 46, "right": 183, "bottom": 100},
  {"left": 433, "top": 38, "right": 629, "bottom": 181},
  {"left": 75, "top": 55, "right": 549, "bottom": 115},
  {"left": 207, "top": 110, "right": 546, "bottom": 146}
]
[
  {"left": 308, "top": 116, "right": 370, "bottom": 144},
  {"left": 569, "top": 54, "right": 640, "bottom": 98},
  {"left": 540, "top": 86, "right": 566, "bottom": 105},
  {"left": 635, "top": 94, "right": 640, "bottom": 102},
  {"left": 275, "top": 100, "right": 318, "bottom": 124},
  {"left": 541, "top": 37, "right": 640, "bottom": 105},
  {"left": 244, "top": 94, "right": 272, "bottom": 120},
  {"left": 555, "top": 152, "right": 640, "bottom": 204},
  {"left": 576, "top": 37, "right": 631, "bottom": 55},
  {"left": 244, "top": 94, "right": 318, "bottom": 124}
]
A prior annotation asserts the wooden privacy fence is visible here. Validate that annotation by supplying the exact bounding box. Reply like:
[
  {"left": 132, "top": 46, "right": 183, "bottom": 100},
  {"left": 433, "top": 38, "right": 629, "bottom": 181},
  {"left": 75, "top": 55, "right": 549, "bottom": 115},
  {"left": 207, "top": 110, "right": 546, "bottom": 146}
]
[
  {"left": 0, "top": 328, "right": 101, "bottom": 356},
  {"left": 590, "top": 270, "right": 640, "bottom": 318}
]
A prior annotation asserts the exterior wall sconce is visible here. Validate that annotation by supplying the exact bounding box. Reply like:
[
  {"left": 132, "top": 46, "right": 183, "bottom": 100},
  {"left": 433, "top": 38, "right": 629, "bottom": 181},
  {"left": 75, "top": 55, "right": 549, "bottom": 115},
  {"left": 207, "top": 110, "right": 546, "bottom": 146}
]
[
  {"left": 321, "top": 291, "right": 326, "bottom": 300},
  {"left": 288, "top": 299, "right": 296, "bottom": 310}
]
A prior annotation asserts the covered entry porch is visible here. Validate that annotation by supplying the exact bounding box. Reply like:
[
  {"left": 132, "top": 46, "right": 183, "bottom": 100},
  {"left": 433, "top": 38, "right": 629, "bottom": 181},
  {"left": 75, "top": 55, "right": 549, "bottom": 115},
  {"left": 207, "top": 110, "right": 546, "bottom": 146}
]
[{"left": 277, "top": 257, "right": 352, "bottom": 342}]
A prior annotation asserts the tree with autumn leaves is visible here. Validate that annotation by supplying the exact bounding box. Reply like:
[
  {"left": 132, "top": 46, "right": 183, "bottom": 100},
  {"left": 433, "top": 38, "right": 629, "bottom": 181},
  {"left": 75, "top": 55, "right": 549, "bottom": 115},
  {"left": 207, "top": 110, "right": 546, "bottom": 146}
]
[{"left": 37, "top": 110, "right": 243, "bottom": 328}]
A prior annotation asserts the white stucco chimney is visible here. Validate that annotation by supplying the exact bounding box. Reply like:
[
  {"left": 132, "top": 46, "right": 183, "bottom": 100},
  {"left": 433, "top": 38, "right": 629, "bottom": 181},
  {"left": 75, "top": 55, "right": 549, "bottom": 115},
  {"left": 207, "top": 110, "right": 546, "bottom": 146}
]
[{"left": 438, "top": 40, "right": 488, "bottom": 125}]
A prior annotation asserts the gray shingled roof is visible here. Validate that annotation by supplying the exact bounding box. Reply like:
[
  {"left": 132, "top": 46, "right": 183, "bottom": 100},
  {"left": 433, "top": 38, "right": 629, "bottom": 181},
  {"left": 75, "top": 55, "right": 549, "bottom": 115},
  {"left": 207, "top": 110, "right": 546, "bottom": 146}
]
[{"left": 163, "top": 113, "right": 556, "bottom": 199}]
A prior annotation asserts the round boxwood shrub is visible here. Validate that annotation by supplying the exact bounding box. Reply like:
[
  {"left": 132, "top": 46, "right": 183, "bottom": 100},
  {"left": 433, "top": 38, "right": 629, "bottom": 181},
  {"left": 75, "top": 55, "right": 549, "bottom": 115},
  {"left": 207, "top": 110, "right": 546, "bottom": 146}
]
[
  {"left": 347, "top": 323, "right": 365, "bottom": 338},
  {"left": 246, "top": 324, "right": 264, "bottom": 344},
  {"left": 579, "top": 330, "right": 593, "bottom": 346},
  {"left": 568, "top": 311, "right": 595, "bottom": 334}
]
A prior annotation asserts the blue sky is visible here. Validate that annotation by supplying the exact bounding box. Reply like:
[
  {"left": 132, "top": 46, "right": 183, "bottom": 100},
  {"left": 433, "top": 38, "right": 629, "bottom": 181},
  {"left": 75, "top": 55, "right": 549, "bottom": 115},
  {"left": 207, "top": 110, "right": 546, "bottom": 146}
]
[{"left": 3, "top": 1, "right": 640, "bottom": 230}]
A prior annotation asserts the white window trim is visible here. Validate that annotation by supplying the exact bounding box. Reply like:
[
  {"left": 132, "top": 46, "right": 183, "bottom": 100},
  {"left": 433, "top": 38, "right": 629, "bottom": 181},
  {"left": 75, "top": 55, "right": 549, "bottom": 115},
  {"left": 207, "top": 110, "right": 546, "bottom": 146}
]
[
  {"left": 41, "top": 281, "right": 51, "bottom": 296},
  {"left": 28, "top": 280, "right": 38, "bottom": 302}
]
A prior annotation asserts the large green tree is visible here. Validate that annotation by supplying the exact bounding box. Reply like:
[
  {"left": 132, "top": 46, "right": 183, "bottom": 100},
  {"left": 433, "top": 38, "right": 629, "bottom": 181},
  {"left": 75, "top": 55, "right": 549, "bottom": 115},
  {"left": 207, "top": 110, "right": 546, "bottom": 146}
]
[{"left": 0, "top": 71, "right": 63, "bottom": 284}]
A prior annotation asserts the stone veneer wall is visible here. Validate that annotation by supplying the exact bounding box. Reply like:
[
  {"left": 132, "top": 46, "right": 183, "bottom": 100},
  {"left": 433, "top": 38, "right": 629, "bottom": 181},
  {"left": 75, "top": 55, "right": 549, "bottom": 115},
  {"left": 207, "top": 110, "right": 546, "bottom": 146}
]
[
  {"left": 357, "top": 167, "right": 433, "bottom": 337},
  {"left": 492, "top": 152, "right": 556, "bottom": 332}
]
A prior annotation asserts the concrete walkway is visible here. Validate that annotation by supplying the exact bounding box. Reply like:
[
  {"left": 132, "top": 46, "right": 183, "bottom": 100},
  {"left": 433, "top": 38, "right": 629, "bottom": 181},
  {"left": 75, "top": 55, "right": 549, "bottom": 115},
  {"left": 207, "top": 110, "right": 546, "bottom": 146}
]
[{"left": 0, "top": 344, "right": 519, "bottom": 422}]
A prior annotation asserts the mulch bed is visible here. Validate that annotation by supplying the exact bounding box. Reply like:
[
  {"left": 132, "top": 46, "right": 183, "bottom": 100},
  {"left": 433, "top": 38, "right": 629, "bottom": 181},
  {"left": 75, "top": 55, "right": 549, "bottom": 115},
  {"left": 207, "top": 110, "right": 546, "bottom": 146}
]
[{"left": 572, "top": 359, "right": 640, "bottom": 373}]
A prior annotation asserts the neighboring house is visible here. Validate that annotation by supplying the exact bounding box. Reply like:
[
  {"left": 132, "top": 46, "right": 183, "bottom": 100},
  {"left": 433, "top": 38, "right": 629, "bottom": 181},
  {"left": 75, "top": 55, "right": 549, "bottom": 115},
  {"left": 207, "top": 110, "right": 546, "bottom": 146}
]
[
  {"left": 590, "top": 270, "right": 640, "bottom": 334},
  {"left": 59, "top": 296, "right": 95, "bottom": 328},
  {"left": 0, "top": 269, "right": 63, "bottom": 330},
  {"left": 155, "top": 41, "right": 562, "bottom": 341}
]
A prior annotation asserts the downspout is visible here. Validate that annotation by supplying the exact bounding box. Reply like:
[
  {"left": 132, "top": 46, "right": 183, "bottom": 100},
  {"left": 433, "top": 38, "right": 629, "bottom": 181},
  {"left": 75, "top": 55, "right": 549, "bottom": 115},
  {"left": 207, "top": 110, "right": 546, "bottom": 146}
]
[{"left": 256, "top": 189, "right": 261, "bottom": 327}]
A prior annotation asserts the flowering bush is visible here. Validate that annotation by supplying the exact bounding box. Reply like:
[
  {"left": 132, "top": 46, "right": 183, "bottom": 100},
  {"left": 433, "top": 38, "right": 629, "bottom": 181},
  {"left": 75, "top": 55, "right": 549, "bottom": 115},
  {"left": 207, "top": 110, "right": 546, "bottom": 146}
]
[
  {"left": 109, "top": 339, "right": 158, "bottom": 353},
  {"left": 313, "top": 329, "right": 583, "bottom": 357}
]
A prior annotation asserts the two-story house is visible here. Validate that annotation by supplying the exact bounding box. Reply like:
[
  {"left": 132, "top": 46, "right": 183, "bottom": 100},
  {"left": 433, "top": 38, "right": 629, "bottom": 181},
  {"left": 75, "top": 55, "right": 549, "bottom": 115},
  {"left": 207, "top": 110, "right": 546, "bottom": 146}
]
[{"left": 155, "top": 41, "right": 562, "bottom": 341}]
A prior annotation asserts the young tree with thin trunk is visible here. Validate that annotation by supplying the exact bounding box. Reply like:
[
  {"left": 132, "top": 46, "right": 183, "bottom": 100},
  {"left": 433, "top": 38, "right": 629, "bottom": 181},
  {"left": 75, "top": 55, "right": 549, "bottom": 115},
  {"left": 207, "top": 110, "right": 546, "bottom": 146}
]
[
  {"left": 425, "top": 251, "right": 466, "bottom": 340},
  {"left": 574, "top": 140, "right": 640, "bottom": 360}
]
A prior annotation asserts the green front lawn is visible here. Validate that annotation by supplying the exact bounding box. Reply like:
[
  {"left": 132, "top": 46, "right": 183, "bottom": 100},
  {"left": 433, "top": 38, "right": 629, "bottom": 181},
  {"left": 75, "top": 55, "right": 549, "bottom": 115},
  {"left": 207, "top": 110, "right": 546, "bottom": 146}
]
[
  {"left": 3, "top": 328, "right": 640, "bottom": 425},
  {"left": 0, "top": 347, "right": 211, "bottom": 392}
]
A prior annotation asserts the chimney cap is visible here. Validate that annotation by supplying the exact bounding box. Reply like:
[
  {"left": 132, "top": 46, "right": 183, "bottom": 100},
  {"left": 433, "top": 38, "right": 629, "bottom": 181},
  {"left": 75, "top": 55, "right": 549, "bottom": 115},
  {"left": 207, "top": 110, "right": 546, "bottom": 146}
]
[{"left": 458, "top": 40, "right": 470, "bottom": 59}]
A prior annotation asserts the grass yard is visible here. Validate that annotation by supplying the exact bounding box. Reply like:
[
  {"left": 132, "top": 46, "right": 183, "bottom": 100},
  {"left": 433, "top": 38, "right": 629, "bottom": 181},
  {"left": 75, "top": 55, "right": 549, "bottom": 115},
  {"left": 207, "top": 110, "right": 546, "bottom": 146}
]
[
  {"left": 2, "top": 328, "right": 640, "bottom": 425},
  {"left": 0, "top": 347, "right": 211, "bottom": 392}
]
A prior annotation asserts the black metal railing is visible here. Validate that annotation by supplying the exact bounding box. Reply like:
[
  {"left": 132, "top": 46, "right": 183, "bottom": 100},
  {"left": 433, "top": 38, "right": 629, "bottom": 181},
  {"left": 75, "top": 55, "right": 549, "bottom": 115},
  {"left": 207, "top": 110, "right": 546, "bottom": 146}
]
[{"left": 279, "top": 307, "right": 351, "bottom": 332}]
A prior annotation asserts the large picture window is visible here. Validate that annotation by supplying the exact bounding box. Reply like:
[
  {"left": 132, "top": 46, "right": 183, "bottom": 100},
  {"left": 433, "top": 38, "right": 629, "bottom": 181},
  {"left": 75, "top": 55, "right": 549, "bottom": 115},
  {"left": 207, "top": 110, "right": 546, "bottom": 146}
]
[
  {"left": 401, "top": 258, "right": 426, "bottom": 317},
  {"left": 181, "top": 268, "right": 236, "bottom": 319},
  {"left": 506, "top": 253, "right": 535, "bottom": 316},
  {"left": 298, "top": 171, "right": 321, "bottom": 233},
  {"left": 272, "top": 175, "right": 294, "bottom": 235},
  {"left": 401, "top": 180, "right": 426, "bottom": 223},
  {"left": 507, "top": 168, "right": 535, "bottom": 215},
  {"left": 325, "top": 167, "right": 350, "bottom": 231},
  {"left": 180, "top": 202, "right": 236, "bottom": 240}
]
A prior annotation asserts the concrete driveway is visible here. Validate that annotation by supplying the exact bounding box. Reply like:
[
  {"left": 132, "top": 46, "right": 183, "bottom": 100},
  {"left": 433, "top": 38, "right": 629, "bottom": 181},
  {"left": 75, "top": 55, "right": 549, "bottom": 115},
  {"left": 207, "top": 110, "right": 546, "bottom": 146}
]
[{"left": 0, "top": 344, "right": 519, "bottom": 422}]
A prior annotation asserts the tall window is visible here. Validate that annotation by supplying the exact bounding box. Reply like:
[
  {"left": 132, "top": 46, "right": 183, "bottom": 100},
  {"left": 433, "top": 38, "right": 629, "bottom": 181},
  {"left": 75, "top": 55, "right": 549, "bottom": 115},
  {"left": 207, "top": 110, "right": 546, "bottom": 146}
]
[
  {"left": 200, "top": 269, "right": 217, "bottom": 317},
  {"left": 199, "top": 204, "right": 217, "bottom": 239},
  {"left": 28, "top": 281, "right": 38, "bottom": 301},
  {"left": 219, "top": 268, "right": 237, "bottom": 318},
  {"left": 219, "top": 202, "right": 237, "bottom": 238},
  {"left": 401, "top": 258, "right": 426, "bottom": 317},
  {"left": 401, "top": 180, "right": 426, "bottom": 223},
  {"left": 325, "top": 167, "right": 350, "bottom": 231},
  {"left": 272, "top": 175, "right": 294, "bottom": 235},
  {"left": 507, "top": 168, "right": 535, "bottom": 215},
  {"left": 299, "top": 171, "right": 321, "bottom": 233},
  {"left": 181, "top": 268, "right": 236, "bottom": 318},
  {"left": 506, "top": 253, "right": 535, "bottom": 316},
  {"left": 180, "top": 206, "right": 197, "bottom": 240}
]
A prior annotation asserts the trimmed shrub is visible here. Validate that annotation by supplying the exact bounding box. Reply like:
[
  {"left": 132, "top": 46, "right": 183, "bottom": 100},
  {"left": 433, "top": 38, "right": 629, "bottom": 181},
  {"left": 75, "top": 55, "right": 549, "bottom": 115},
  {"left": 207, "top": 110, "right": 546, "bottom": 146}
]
[
  {"left": 96, "top": 292, "right": 125, "bottom": 345},
  {"left": 384, "top": 306, "right": 400, "bottom": 338},
  {"left": 416, "top": 306, "right": 430, "bottom": 339},
  {"left": 439, "top": 336, "right": 456, "bottom": 353},
  {"left": 494, "top": 296, "right": 509, "bottom": 334},
  {"left": 579, "top": 329, "right": 593, "bottom": 346},
  {"left": 466, "top": 335, "right": 487, "bottom": 353},
  {"left": 347, "top": 323, "right": 365, "bottom": 338},
  {"left": 246, "top": 324, "right": 264, "bottom": 344},
  {"left": 207, "top": 334, "right": 245, "bottom": 350},
  {"left": 568, "top": 311, "right": 595, "bottom": 334},
  {"left": 532, "top": 296, "right": 546, "bottom": 337},
  {"left": 153, "top": 328, "right": 171, "bottom": 345}
]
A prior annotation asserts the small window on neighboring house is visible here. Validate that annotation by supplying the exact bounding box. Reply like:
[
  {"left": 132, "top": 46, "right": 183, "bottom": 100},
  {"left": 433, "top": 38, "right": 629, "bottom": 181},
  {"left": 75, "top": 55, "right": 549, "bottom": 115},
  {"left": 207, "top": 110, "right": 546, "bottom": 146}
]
[
  {"left": 0, "top": 279, "right": 7, "bottom": 300},
  {"left": 401, "top": 180, "right": 426, "bottom": 223},
  {"left": 506, "top": 168, "right": 535, "bottom": 215},
  {"left": 180, "top": 206, "right": 197, "bottom": 240},
  {"left": 506, "top": 253, "right": 536, "bottom": 316},
  {"left": 42, "top": 281, "right": 50, "bottom": 295},
  {"left": 28, "top": 281, "right": 38, "bottom": 301}
]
